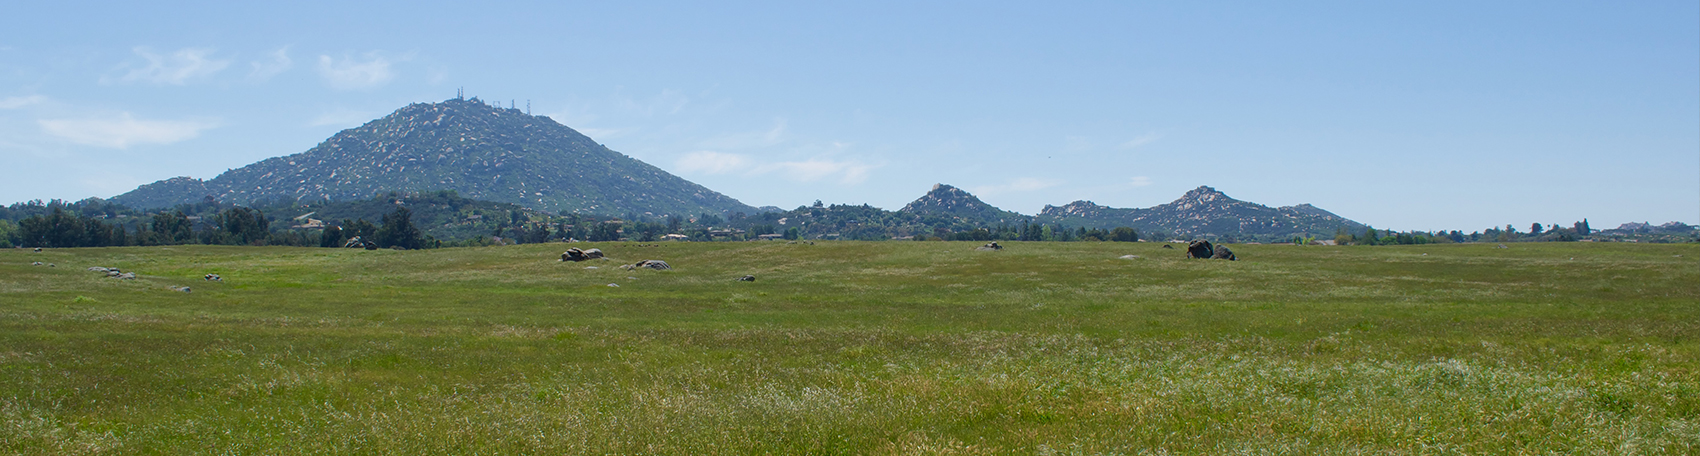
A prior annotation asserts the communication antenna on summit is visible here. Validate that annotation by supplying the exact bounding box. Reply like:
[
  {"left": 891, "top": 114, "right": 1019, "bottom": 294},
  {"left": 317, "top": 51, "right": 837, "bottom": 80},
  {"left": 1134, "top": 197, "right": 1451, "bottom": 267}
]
[
  {"left": 456, "top": 87, "right": 464, "bottom": 100},
  {"left": 526, "top": 100, "right": 531, "bottom": 115}
]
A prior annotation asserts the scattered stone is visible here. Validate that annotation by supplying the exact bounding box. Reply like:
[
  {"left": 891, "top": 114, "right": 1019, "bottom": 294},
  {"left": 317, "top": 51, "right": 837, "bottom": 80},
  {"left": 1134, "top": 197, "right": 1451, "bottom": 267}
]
[
  {"left": 47, "top": 263, "right": 55, "bottom": 267},
  {"left": 1496, "top": 244, "right": 1509, "bottom": 249},
  {"left": 89, "top": 267, "right": 109, "bottom": 272},
  {"left": 975, "top": 241, "right": 1003, "bottom": 251},
  {"left": 584, "top": 266, "right": 598, "bottom": 269},
  {"left": 175, "top": 286, "right": 191, "bottom": 293},
  {"left": 117, "top": 272, "right": 136, "bottom": 280},
  {"left": 738, "top": 275, "right": 756, "bottom": 282},
  {"left": 33, "top": 248, "right": 41, "bottom": 252},
  {"left": 561, "top": 247, "right": 606, "bottom": 262},
  {"left": 204, "top": 274, "right": 222, "bottom": 282},
  {"left": 1186, "top": 240, "right": 1214, "bottom": 259},
  {"left": 1162, "top": 244, "right": 1174, "bottom": 249},
  {"left": 622, "top": 260, "right": 671, "bottom": 271},
  {"left": 30, "top": 262, "right": 42, "bottom": 266},
  {"left": 1119, "top": 255, "right": 1141, "bottom": 259},
  {"left": 1211, "top": 245, "right": 1237, "bottom": 261},
  {"left": 606, "top": 283, "right": 620, "bottom": 287}
]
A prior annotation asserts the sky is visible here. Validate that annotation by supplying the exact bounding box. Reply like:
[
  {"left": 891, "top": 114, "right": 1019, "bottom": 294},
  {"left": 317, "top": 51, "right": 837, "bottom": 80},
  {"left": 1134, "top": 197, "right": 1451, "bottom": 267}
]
[{"left": 2, "top": 1, "right": 1695, "bottom": 232}]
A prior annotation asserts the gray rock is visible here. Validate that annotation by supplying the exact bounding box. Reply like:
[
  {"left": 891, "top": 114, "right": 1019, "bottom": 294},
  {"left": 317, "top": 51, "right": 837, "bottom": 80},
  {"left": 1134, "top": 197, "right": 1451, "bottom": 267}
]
[
  {"left": 1211, "top": 245, "right": 1237, "bottom": 261},
  {"left": 974, "top": 241, "right": 1003, "bottom": 251},
  {"left": 625, "top": 260, "right": 671, "bottom": 270},
  {"left": 562, "top": 248, "right": 607, "bottom": 262},
  {"left": 1186, "top": 240, "right": 1214, "bottom": 259},
  {"left": 738, "top": 275, "right": 756, "bottom": 282}
]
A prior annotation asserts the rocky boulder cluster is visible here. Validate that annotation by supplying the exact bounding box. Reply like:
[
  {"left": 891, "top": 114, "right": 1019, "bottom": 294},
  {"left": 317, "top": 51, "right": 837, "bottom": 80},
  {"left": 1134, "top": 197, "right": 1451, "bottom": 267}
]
[
  {"left": 561, "top": 248, "right": 606, "bottom": 262},
  {"left": 1184, "top": 240, "right": 1236, "bottom": 261}
]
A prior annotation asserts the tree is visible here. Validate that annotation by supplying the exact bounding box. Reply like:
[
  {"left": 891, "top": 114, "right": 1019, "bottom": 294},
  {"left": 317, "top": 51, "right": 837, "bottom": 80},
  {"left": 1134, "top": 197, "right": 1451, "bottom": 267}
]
[
  {"left": 1530, "top": 223, "right": 1544, "bottom": 236},
  {"left": 1110, "top": 227, "right": 1139, "bottom": 242},
  {"left": 212, "top": 207, "right": 269, "bottom": 245},
  {"left": 375, "top": 207, "right": 424, "bottom": 249},
  {"left": 152, "top": 211, "right": 195, "bottom": 244},
  {"left": 589, "top": 222, "right": 621, "bottom": 242},
  {"left": 1575, "top": 219, "right": 1591, "bottom": 236},
  {"left": 320, "top": 225, "right": 347, "bottom": 248}
]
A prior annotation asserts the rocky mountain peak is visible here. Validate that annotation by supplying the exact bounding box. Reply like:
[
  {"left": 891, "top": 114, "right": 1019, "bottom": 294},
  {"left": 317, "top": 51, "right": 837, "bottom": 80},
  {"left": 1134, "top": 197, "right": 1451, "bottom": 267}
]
[{"left": 111, "top": 97, "right": 754, "bottom": 216}]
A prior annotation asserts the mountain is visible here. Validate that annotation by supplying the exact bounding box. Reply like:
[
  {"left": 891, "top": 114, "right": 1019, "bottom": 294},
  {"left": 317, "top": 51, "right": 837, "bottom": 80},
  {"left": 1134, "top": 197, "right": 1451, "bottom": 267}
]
[
  {"left": 1037, "top": 186, "right": 1364, "bottom": 240},
  {"left": 112, "top": 97, "right": 755, "bottom": 217},
  {"left": 899, "top": 184, "right": 1031, "bottom": 227}
]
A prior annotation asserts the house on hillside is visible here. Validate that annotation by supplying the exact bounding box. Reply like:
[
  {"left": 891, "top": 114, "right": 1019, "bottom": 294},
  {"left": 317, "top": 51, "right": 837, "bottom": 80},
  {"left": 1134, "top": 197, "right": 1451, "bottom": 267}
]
[{"left": 756, "top": 234, "right": 784, "bottom": 241}]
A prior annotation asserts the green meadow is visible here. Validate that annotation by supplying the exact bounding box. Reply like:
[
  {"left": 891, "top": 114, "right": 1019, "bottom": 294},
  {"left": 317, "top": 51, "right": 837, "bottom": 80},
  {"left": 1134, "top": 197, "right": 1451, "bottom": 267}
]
[{"left": 1, "top": 241, "right": 1695, "bottom": 454}]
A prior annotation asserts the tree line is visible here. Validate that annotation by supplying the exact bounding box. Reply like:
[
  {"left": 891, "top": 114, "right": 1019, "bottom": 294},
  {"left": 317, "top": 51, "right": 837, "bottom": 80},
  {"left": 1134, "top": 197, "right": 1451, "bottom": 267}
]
[{"left": 2, "top": 206, "right": 428, "bottom": 249}]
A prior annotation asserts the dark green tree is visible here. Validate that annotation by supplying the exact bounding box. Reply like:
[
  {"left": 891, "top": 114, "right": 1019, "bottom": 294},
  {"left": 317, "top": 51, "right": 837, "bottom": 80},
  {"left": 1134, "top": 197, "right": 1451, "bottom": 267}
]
[
  {"left": 376, "top": 207, "right": 425, "bottom": 249},
  {"left": 1110, "top": 227, "right": 1139, "bottom": 242}
]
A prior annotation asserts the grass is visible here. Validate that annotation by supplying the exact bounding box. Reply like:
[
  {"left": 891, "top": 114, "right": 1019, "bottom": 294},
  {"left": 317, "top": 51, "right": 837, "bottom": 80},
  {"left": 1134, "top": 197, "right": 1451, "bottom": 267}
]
[{"left": 1, "top": 241, "right": 1696, "bottom": 454}]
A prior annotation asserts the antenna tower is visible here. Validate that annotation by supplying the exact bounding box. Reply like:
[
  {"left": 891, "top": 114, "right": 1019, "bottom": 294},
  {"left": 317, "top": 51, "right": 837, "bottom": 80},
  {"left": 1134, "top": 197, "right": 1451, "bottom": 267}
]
[{"left": 457, "top": 87, "right": 464, "bottom": 100}]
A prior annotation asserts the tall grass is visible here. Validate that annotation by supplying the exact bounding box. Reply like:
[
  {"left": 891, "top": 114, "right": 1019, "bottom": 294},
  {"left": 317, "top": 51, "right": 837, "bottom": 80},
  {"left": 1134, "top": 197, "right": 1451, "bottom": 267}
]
[{"left": 1, "top": 242, "right": 1695, "bottom": 454}]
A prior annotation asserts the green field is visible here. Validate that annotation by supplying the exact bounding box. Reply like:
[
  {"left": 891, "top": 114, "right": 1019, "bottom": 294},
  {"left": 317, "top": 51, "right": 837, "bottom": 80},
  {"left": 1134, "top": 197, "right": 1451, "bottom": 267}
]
[{"left": 2, "top": 241, "right": 1696, "bottom": 454}]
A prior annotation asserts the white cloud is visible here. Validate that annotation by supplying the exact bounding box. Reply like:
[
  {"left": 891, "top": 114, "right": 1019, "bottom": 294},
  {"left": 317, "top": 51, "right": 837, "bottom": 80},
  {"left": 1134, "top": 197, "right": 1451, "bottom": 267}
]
[
  {"left": 1128, "top": 176, "right": 1153, "bottom": 187},
  {"left": 248, "top": 47, "right": 293, "bottom": 82},
  {"left": 107, "top": 47, "right": 230, "bottom": 85},
  {"left": 675, "top": 150, "right": 877, "bottom": 184},
  {"left": 0, "top": 95, "right": 46, "bottom": 109},
  {"left": 308, "top": 108, "right": 377, "bottom": 128},
  {"left": 696, "top": 119, "right": 786, "bottom": 149},
  {"left": 675, "top": 151, "right": 750, "bottom": 175},
  {"left": 972, "top": 177, "right": 1063, "bottom": 196},
  {"left": 1119, "top": 132, "right": 1162, "bottom": 149},
  {"left": 763, "top": 158, "right": 876, "bottom": 184},
  {"left": 38, "top": 113, "right": 216, "bottom": 148},
  {"left": 317, "top": 53, "right": 396, "bottom": 90}
]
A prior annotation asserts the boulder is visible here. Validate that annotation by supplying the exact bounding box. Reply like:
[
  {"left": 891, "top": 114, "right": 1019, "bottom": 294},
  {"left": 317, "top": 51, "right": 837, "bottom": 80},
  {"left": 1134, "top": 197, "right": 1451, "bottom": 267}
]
[
  {"left": 622, "top": 260, "right": 671, "bottom": 271},
  {"left": 344, "top": 236, "right": 366, "bottom": 248},
  {"left": 1211, "top": 245, "right": 1237, "bottom": 261},
  {"left": 1186, "top": 240, "right": 1214, "bottom": 259},
  {"left": 1162, "top": 244, "right": 1174, "bottom": 249},
  {"left": 561, "top": 248, "right": 607, "bottom": 262},
  {"left": 204, "top": 274, "right": 222, "bottom": 282},
  {"left": 975, "top": 241, "right": 1003, "bottom": 251},
  {"left": 738, "top": 275, "right": 756, "bottom": 282}
]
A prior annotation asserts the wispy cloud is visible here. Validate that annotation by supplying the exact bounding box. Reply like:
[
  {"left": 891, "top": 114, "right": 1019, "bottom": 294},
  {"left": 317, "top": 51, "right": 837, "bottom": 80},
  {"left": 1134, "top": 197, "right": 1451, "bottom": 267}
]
[
  {"left": 972, "top": 177, "right": 1063, "bottom": 196},
  {"left": 675, "top": 151, "right": 877, "bottom": 184},
  {"left": 697, "top": 119, "right": 786, "bottom": 150},
  {"left": 1119, "top": 132, "right": 1162, "bottom": 149},
  {"left": 0, "top": 95, "right": 46, "bottom": 109},
  {"left": 766, "top": 158, "right": 877, "bottom": 184},
  {"left": 612, "top": 89, "right": 690, "bottom": 117},
  {"left": 38, "top": 113, "right": 217, "bottom": 148},
  {"left": 248, "top": 47, "right": 293, "bottom": 82},
  {"left": 106, "top": 47, "right": 230, "bottom": 85},
  {"left": 317, "top": 52, "right": 397, "bottom": 90},
  {"left": 675, "top": 151, "right": 751, "bottom": 175},
  {"left": 1128, "top": 176, "right": 1153, "bottom": 187}
]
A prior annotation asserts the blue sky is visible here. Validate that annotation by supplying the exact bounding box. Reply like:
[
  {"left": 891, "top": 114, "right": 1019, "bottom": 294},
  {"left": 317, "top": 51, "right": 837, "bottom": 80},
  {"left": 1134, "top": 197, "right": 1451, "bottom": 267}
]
[{"left": 3, "top": 1, "right": 1695, "bottom": 231}]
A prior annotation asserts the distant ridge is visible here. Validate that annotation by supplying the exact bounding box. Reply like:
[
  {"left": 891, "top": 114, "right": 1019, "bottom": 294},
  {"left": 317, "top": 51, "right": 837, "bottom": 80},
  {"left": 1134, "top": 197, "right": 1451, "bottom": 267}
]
[
  {"left": 899, "top": 184, "right": 1029, "bottom": 226},
  {"left": 112, "top": 97, "right": 755, "bottom": 217},
  {"left": 1036, "top": 185, "right": 1365, "bottom": 239}
]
